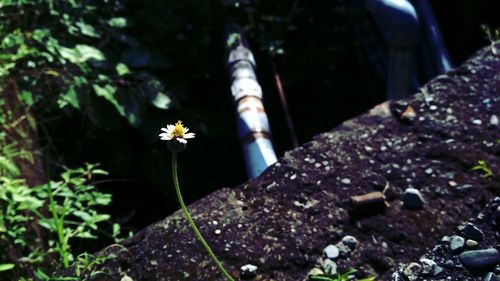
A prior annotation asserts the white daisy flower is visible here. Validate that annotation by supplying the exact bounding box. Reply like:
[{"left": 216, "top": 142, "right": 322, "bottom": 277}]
[{"left": 159, "top": 121, "right": 195, "bottom": 151}]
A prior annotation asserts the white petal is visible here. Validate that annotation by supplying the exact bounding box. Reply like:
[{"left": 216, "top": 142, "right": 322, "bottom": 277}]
[
  {"left": 184, "top": 128, "right": 189, "bottom": 133},
  {"left": 160, "top": 127, "right": 170, "bottom": 133},
  {"left": 167, "top": 124, "right": 175, "bottom": 130},
  {"left": 184, "top": 133, "right": 195, "bottom": 139},
  {"left": 177, "top": 138, "right": 187, "bottom": 144}
]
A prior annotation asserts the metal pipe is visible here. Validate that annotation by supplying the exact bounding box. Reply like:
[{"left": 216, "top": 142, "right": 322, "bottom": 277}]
[
  {"left": 270, "top": 59, "right": 299, "bottom": 148},
  {"left": 225, "top": 29, "right": 277, "bottom": 179},
  {"left": 367, "top": 0, "right": 419, "bottom": 100},
  {"left": 413, "top": 0, "right": 452, "bottom": 74}
]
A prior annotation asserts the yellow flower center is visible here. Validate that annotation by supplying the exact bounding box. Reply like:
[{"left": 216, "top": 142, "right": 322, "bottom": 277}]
[{"left": 171, "top": 121, "right": 185, "bottom": 138}]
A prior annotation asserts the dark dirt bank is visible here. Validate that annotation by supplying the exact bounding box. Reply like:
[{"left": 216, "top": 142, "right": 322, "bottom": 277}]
[
  {"left": 90, "top": 46, "right": 499, "bottom": 281},
  {"left": 392, "top": 196, "right": 500, "bottom": 281}
]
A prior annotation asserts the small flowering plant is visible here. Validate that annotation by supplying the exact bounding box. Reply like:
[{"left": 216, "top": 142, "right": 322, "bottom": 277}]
[
  {"left": 160, "top": 121, "right": 235, "bottom": 281},
  {"left": 159, "top": 121, "right": 195, "bottom": 152}
]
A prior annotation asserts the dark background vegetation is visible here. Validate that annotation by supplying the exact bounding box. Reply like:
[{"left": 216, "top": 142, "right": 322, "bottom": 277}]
[{"left": 3, "top": 0, "right": 498, "bottom": 252}]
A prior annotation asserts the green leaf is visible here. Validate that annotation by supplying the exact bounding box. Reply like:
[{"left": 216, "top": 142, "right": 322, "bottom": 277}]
[
  {"left": 0, "top": 263, "right": 15, "bottom": 272},
  {"left": 0, "top": 155, "right": 20, "bottom": 177},
  {"left": 92, "top": 84, "right": 123, "bottom": 114},
  {"left": 38, "top": 218, "right": 57, "bottom": 231},
  {"left": 108, "top": 17, "right": 128, "bottom": 28},
  {"left": 76, "top": 21, "right": 99, "bottom": 38},
  {"left": 310, "top": 275, "right": 334, "bottom": 281},
  {"left": 75, "top": 231, "right": 97, "bottom": 239},
  {"left": 91, "top": 169, "right": 108, "bottom": 175},
  {"left": 115, "top": 63, "right": 130, "bottom": 76},
  {"left": 34, "top": 268, "right": 50, "bottom": 281},
  {"left": 92, "top": 214, "right": 110, "bottom": 223},
  {"left": 20, "top": 90, "right": 34, "bottom": 106},
  {"left": 59, "top": 45, "right": 105, "bottom": 63},
  {"left": 94, "top": 195, "right": 112, "bottom": 205},
  {"left": 149, "top": 92, "right": 172, "bottom": 110},
  {"left": 73, "top": 210, "right": 92, "bottom": 221},
  {"left": 112, "top": 223, "right": 121, "bottom": 237},
  {"left": 58, "top": 86, "right": 80, "bottom": 109}
]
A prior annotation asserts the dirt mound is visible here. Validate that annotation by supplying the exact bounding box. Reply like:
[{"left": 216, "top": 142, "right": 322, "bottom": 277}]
[{"left": 92, "top": 46, "right": 499, "bottom": 281}]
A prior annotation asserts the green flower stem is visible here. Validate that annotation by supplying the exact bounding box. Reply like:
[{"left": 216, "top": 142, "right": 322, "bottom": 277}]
[{"left": 171, "top": 152, "right": 235, "bottom": 281}]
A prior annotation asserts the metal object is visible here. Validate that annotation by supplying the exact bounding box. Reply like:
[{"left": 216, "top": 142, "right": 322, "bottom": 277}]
[
  {"left": 225, "top": 29, "right": 277, "bottom": 179},
  {"left": 270, "top": 59, "right": 299, "bottom": 148},
  {"left": 367, "top": 0, "right": 420, "bottom": 100},
  {"left": 413, "top": 0, "right": 452, "bottom": 75}
]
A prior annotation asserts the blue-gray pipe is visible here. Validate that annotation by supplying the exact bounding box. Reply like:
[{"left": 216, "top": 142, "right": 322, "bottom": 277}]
[
  {"left": 225, "top": 30, "right": 277, "bottom": 179},
  {"left": 367, "top": 0, "right": 419, "bottom": 100},
  {"left": 413, "top": 0, "right": 452, "bottom": 74}
]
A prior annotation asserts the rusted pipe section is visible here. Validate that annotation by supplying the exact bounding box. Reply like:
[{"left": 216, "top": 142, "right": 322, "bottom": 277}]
[
  {"left": 270, "top": 59, "right": 299, "bottom": 148},
  {"left": 413, "top": 0, "right": 452, "bottom": 74},
  {"left": 225, "top": 29, "right": 277, "bottom": 179},
  {"left": 367, "top": 0, "right": 419, "bottom": 100}
]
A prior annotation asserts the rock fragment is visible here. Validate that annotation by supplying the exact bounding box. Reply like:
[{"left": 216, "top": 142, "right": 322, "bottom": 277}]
[
  {"left": 240, "top": 264, "right": 258, "bottom": 279},
  {"left": 402, "top": 188, "right": 425, "bottom": 209},
  {"left": 321, "top": 258, "right": 337, "bottom": 275},
  {"left": 341, "top": 235, "right": 358, "bottom": 250},
  {"left": 121, "top": 275, "right": 134, "bottom": 281},
  {"left": 489, "top": 115, "right": 499, "bottom": 126},
  {"left": 459, "top": 248, "right": 499, "bottom": 270},
  {"left": 420, "top": 258, "right": 443, "bottom": 277},
  {"left": 323, "top": 244, "right": 339, "bottom": 259},
  {"left": 449, "top": 235, "right": 465, "bottom": 253},
  {"left": 459, "top": 223, "right": 484, "bottom": 241},
  {"left": 401, "top": 106, "right": 417, "bottom": 122},
  {"left": 403, "top": 262, "right": 422, "bottom": 281}
]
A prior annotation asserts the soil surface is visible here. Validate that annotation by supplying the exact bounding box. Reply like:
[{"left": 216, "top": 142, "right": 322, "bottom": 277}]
[
  {"left": 91, "top": 46, "right": 500, "bottom": 281},
  {"left": 392, "top": 197, "right": 500, "bottom": 281}
]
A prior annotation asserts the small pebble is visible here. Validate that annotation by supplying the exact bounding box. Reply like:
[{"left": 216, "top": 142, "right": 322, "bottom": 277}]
[
  {"left": 240, "top": 264, "right": 258, "bottom": 279},
  {"left": 307, "top": 268, "right": 324, "bottom": 277},
  {"left": 341, "top": 178, "right": 351, "bottom": 184},
  {"left": 466, "top": 239, "right": 478, "bottom": 248},
  {"left": 401, "top": 106, "right": 416, "bottom": 121},
  {"left": 323, "top": 244, "right": 339, "bottom": 259},
  {"left": 449, "top": 235, "right": 465, "bottom": 253},
  {"left": 420, "top": 258, "right": 443, "bottom": 277},
  {"left": 121, "top": 275, "right": 134, "bottom": 281},
  {"left": 403, "top": 262, "right": 422, "bottom": 281},
  {"left": 321, "top": 259, "right": 337, "bottom": 275},
  {"left": 472, "top": 119, "right": 482, "bottom": 125},
  {"left": 490, "top": 115, "right": 499, "bottom": 126},
  {"left": 403, "top": 188, "right": 425, "bottom": 210},
  {"left": 341, "top": 235, "right": 358, "bottom": 250}
]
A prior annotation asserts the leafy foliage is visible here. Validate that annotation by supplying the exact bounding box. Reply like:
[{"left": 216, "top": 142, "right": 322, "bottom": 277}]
[
  {"left": 0, "top": 161, "right": 116, "bottom": 280},
  {"left": 0, "top": 0, "right": 175, "bottom": 130}
]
